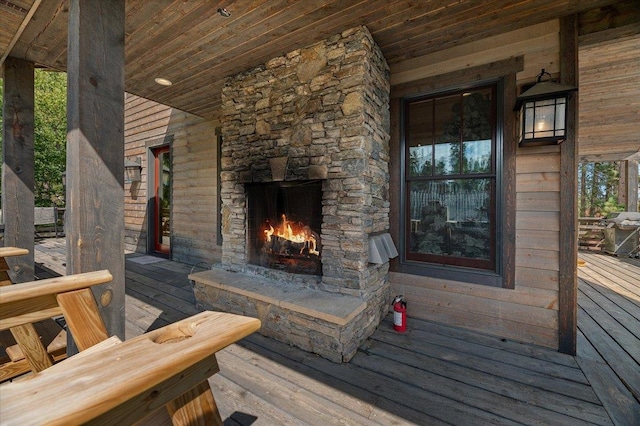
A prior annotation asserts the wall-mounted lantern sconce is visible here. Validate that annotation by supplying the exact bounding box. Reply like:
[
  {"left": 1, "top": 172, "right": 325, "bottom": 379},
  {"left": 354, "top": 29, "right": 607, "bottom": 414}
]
[
  {"left": 61, "top": 171, "right": 66, "bottom": 187},
  {"left": 515, "top": 69, "right": 577, "bottom": 147},
  {"left": 125, "top": 157, "right": 142, "bottom": 183}
]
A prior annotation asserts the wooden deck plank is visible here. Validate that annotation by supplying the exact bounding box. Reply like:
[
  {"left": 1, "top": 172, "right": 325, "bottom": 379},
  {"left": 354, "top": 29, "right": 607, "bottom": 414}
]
[
  {"left": 378, "top": 318, "right": 589, "bottom": 384},
  {"left": 208, "top": 373, "right": 306, "bottom": 426},
  {"left": 125, "top": 268, "right": 195, "bottom": 304},
  {"left": 582, "top": 258, "right": 640, "bottom": 297},
  {"left": 220, "top": 341, "right": 427, "bottom": 426},
  {"left": 238, "top": 333, "right": 479, "bottom": 425},
  {"left": 577, "top": 251, "right": 640, "bottom": 425},
  {"left": 578, "top": 254, "right": 640, "bottom": 302},
  {"left": 403, "top": 313, "right": 580, "bottom": 368},
  {"left": 576, "top": 331, "right": 640, "bottom": 426},
  {"left": 31, "top": 239, "right": 640, "bottom": 425},
  {"left": 361, "top": 335, "right": 611, "bottom": 424},
  {"left": 215, "top": 348, "right": 379, "bottom": 426},
  {"left": 370, "top": 324, "right": 599, "bottom": 403},
  {"left": 577, "top": 305, "right": 640, "bottom": 401},
  {"left": 125, "top": 277, "right": 199, "bottom": 318},
  {"left": 579, "top": 266, "right": 640, "bottom": 308},
  {"left": 580, "top": 272, "right": 640, "bottom": 324},
  {"left": 579, "top": 281, "right": 640, "bottom": 350}
]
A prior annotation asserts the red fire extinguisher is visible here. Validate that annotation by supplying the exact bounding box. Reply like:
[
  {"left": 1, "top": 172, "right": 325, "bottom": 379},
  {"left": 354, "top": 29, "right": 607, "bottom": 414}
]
[{"left": 392, "top": 295, "right": 407, "bottom": 332}]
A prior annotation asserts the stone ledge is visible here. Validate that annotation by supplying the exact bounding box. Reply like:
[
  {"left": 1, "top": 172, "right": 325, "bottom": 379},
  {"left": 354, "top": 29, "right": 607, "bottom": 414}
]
[
  {"left": 188, "top": 269, "right": 366, "bottom": 326},
  {"left": 189, "top": 268, "right": 377, "bottom": 362}
]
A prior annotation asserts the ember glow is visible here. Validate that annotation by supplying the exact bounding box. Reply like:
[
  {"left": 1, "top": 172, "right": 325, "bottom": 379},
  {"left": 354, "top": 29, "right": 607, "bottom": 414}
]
[{"left": 264, "top": 214, "right": 319, "bottom": 256}]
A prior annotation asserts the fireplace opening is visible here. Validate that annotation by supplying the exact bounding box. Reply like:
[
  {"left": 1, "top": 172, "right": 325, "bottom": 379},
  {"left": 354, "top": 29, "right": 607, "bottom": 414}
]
[{"left": 246, "top": 180, "right": 323, "bottom": 275}]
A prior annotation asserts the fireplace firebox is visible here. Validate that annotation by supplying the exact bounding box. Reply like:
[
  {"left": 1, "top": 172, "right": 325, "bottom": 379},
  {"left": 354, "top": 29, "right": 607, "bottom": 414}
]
[{"left": 246, "top": 181, "right": 323, "bottom": 276}]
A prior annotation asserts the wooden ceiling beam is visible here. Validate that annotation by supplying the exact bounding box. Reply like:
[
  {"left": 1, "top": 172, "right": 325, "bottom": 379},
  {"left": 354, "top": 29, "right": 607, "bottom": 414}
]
[{"left": 0, "top": 0, "right": 41, "bottom": 69}]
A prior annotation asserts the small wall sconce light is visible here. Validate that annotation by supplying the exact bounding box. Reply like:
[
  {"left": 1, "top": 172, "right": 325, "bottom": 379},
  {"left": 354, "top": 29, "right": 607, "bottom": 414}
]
[
  {"left": 125, "top": 157, "right": 142, "bottom": 183},
  {"left": 61, "top": 171, "right": 66, "bottom": 187},
  {"left": 515, "top": 69, "right": 577, "bottom": 147}
]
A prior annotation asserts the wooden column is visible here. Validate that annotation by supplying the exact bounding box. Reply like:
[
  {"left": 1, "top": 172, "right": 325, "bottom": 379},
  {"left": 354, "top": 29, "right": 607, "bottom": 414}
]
[
  {"left": 619, "top": 161, "right": 628, "bottom": 208},
  {"left": 558, "top": 15, "right": 579, "bottom": 355},
  {"left": 625, "top": 160, "right": 638, "bottom": 212},
  {"left": 1, "top": 57, "right": 35, "bottom": 283},
  {"left": 66, "top": 0, "right": 126, "bottom": 341}
]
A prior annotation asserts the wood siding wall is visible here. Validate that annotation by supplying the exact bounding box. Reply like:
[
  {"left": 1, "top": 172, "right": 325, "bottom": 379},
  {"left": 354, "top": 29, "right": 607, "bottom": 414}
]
[
  {"left": 389, "top": 21, "right": 563, "bottom": 349},
  {"left": 578, "top": 30, "right": 640, "bottom": 161},
  {"left": 124, "top": 94, "right": 221, "bottom": 266}
]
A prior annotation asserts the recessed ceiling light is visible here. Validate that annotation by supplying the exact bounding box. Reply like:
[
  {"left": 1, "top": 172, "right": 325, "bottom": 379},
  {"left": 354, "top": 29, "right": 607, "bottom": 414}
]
[{"left": 154, "top": 77, "right": 172, "bottom": 86}]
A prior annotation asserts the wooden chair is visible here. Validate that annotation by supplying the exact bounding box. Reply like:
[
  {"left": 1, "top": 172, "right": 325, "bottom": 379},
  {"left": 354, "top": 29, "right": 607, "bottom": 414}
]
[
  {"left": 0, "top": 247, "right": 71, "bottom": 381},
  {"left": 0, "top": 268, "right": 261, "bottom": 424}
]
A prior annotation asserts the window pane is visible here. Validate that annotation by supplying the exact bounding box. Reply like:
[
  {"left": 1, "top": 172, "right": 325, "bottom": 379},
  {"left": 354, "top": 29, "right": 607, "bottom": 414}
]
[
  {"left": 434, "top": 95, "right": 460, "bottom": 175},
  {"left": 408, "top": 179, "right": 492, "bottom": 261},
  {"left": 463, "top": 89, "right": 492, "bottom": 173},
  {"left": 408, "top": 99, "right": 433, "bottom": 176}
]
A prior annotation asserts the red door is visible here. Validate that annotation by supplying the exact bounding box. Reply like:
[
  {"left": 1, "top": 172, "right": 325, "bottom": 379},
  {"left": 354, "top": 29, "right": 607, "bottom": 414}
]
[{"left": 152, "top": 146, "right": 171, "bottom": 255}]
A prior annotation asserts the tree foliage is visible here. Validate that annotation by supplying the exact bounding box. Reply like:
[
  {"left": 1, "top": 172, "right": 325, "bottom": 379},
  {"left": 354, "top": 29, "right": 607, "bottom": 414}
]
[
  {"left": 578, "top": 162, "right": 626, "bottom": 217},
  {"left": 0, "top": 70, "right": 67, "bottom": 207}
]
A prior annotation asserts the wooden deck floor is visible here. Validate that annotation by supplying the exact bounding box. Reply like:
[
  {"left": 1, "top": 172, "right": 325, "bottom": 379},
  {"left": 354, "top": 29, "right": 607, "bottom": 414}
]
[
  {"left": 577, "top": 251, "right": 640, "bottom": 425},
  {"left": 32, "top": 239, "right": 640, "bottom": 425}
]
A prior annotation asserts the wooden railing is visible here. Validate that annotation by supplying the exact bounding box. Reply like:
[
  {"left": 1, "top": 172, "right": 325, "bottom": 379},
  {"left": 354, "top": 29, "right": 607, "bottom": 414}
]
[{"left": 578, "top": 217, "right": 606, "bottom": 252}]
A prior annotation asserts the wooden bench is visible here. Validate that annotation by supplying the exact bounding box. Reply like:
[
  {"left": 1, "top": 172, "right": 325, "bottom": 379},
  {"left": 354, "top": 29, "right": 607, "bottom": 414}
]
[
  {"left": 34, "top": 207, "right": 65, "bottom": 238},
  {"left": 0, "top": 269, "right": 261, "bottom": 424},
  {"left": 0, "top": 247, "right": 77, "bottom": 382}
]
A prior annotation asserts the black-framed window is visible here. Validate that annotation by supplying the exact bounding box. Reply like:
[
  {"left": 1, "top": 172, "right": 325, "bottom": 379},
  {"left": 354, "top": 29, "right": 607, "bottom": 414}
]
[{"left": 403, "top": 84, "right": 498, "bottom": 272}]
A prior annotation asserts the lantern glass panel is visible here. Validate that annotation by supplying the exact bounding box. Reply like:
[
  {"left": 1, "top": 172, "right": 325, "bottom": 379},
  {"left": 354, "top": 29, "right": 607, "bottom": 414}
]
[
  {"left": 524, "top": 103, "right": 535, "bottom": 136},
  {"left": 554, "top": 98, "right": 566, "bottom": 137},
  {"left": 534, "top": 100, "right": 556, "bottom": 138}
]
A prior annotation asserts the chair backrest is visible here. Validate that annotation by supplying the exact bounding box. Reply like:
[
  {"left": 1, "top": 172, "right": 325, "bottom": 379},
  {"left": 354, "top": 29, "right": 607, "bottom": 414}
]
[{"left": 0, "top": 269, "right": 113, "bottom": 377}]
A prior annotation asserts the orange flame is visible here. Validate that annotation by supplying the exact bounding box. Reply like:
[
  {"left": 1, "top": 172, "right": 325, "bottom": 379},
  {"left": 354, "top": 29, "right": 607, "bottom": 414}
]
[{"left": 264, "top": 214, "right": 319, "bottom": 256}]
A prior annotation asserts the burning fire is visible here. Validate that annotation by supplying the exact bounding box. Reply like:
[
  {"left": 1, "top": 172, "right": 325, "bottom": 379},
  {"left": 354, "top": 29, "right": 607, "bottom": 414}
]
[{"left": 264, "top": 214, "right": 319, "bottom": 256}]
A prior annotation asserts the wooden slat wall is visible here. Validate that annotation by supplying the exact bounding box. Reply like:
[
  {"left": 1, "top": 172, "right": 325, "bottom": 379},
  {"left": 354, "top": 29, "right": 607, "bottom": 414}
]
[
  {"left": 124, "top": 94, "right": 221, "bottom": 267},
  {"left": 389, "top": 21, "right": 562, "bottom": 349},
  {"left": 578, "top": 30, "right": 640, "bottom": 160}
]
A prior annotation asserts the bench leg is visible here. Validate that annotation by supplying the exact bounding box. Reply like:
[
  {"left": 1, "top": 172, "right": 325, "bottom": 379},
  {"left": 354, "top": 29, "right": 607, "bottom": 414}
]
[
  {"left": 166, "top": 380, "right": 223, "bottom": 426},
  {"left": 9, "top": 324, "right": 54, "bottom": 373}
]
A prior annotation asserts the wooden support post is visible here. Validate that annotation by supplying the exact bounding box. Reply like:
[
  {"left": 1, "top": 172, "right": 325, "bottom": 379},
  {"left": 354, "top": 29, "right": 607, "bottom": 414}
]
[
  {"left": 559, "top": 15, "right": 579, "bottom": 355},
  {"left": 1, "top": 57, "right": 35, "bottom": 283},
  {"left": 625, "top": 160, "right": 638, "bottom": 212},
  {"left": 66, "top": 0, "right": 126, "bottom": 341}
]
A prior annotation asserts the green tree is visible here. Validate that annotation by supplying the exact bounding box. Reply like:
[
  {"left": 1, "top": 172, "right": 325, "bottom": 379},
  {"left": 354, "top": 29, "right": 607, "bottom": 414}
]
[
  {"left": 0, "top": 70, "right": 67, "bottom": 207},
  {"left": 578, "top": 161, "right": 625, "bottom": 217}
]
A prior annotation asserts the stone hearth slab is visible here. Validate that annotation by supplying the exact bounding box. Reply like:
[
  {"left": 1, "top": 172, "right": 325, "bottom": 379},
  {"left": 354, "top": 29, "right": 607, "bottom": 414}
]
[{"left": 189, "top": 268, "right": 369, "bottom": 362}]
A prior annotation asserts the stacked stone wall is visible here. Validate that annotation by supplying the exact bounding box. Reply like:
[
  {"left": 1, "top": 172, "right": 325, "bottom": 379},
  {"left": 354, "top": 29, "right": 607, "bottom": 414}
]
[{"left": 221, "top": 26, "right": 389, "bottom": 293}]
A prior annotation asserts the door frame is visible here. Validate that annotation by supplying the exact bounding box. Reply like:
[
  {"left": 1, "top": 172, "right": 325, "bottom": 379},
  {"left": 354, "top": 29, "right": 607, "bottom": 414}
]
[{"left": 148, "top": 144, "right": 172, "bottom": 256}]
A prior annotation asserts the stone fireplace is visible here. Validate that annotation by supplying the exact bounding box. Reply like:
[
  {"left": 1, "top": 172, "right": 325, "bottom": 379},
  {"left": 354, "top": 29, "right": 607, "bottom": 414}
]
[{"left": 190, "top": 26, "right": 392, "bottom": 362}]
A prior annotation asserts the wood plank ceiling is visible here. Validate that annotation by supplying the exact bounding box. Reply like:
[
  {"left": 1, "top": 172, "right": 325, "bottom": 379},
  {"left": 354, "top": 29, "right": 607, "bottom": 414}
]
[{"left": 0, "top": 0, "right": 625, "bottom": 121}]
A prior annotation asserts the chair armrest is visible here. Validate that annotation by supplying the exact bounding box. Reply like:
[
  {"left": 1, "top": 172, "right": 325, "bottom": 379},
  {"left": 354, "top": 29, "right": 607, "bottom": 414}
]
[
  {"left": 0, "top": 270, "right": 112, "bottom": 331},
  {"left": 0, "top": 311, "right": 261, "bottom": 425}
]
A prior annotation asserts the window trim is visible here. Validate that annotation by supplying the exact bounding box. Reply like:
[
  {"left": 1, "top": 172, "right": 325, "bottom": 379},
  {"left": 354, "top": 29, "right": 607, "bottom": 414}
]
[{"left": 398, "top": 77, "right": 507, "bottom": 288}]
